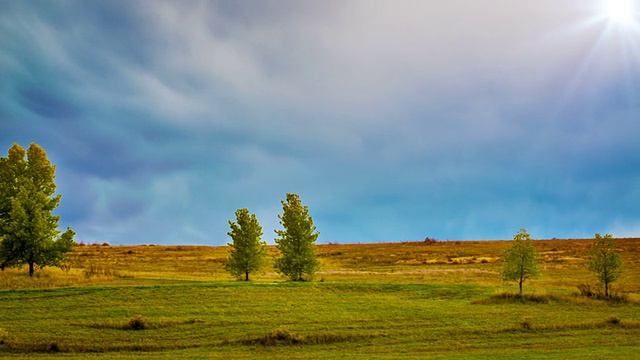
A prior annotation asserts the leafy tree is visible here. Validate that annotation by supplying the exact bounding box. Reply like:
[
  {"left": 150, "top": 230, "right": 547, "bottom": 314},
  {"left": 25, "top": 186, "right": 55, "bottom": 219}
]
[
  {"left": 273, "top": 193, "right": 320, "bottom": 281},
  {"left": 501, "top": 228, "right": 540, "bottom": 296},
  {"left": 224, "top": 208, "right": 266, "bottom": 281},
  {"left": 586, "top": 233, "right": 622, "bottom": 298},
  {"left": 0, "top": 143, "right": 75, "bottom": 276}
]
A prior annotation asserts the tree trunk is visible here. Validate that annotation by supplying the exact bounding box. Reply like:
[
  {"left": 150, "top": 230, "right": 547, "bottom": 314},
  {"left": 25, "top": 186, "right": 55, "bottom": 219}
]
[
  {"left": 519, "top": 280, "right": 523, "bottom": 297},
  {"left": 245, "top": 271, "right": 249, "bottom": 281},
  {"left": 29, "top": 261, "right": 35, "bottom": 277},
  {"left": 605, "top": 281, "right": 609, "bottom": 298}
]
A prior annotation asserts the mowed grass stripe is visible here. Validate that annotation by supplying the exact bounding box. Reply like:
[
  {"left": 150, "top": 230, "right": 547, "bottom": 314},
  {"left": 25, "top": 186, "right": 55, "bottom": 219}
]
[{"left": 0, "top": 282, "right": 639, "bottom": 358}]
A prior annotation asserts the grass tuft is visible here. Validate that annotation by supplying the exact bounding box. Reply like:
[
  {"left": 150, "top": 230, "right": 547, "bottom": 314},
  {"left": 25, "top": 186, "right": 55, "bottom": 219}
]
[
  {"left": 85, "top": 315, "right": 201, "bottom": 331},
  {"left": 239, "top": 327, "right": 370, "bottom": 346},
  {"left": 520, "top": 316, "right": 534, "bottom": 330},
  {"left": 260, "top": 326, "right": 306, "bottom": 345},
  {"left": 605, "top": 316, "right": 621, "bottom": 326},
  {"left": 128, "top": 314, "right": 149, "bottom": 330}
]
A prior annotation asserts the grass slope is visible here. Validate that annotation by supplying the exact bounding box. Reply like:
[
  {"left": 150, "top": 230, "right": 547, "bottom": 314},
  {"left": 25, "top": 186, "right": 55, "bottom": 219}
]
[{"left": 0, "top": 238, "right": 639, "bottom": 358}]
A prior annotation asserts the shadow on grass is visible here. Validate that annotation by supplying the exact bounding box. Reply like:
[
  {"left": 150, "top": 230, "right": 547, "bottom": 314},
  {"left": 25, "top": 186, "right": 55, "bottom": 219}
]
[
  {"left": 472, "top": 292, "right": 556, "bottom": 305},
  {"left": 503, "top": 315, "right": 640, "bottom": 332}
]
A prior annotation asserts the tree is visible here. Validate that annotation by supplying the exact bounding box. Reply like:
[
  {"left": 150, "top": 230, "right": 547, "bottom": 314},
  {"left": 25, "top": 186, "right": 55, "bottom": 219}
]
[
  {"left": 273, "top": 193, "right": 320, "bottom": 281},
  {"left": 224, "top": 208, "right": 267, "bottom": 281},
  {"left": 501, "top": 228, "right": 541, "bottom": 296},
  {"left": 0, "top": 143, "right": 75, "bottom": 276},
  {"left": 586, "top": 233, "right": 622, "bottom": 298}
]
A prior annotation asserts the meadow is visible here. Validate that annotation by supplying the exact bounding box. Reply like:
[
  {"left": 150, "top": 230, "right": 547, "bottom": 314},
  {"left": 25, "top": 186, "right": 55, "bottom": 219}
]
[{"left": 0, "top": 238, "right": 638, "bottom": 359}]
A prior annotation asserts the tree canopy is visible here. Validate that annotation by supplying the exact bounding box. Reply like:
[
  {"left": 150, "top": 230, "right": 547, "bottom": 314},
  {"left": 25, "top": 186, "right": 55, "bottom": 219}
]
[
  {"left": 273, "top": 193, "right": 320, "bottom": 281},
  {"left": 500, "top": 228, "right": 541, "bottom": 296},
  {"left": 0, "top": 143, "right": 75, "bottom": 276},
  {"left": 224, "top": 208, "right": 266, "bottom": 281}
]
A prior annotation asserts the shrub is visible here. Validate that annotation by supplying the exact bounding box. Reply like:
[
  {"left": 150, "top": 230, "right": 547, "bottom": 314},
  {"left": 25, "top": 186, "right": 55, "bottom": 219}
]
[
  {"left": 577, "top": 284, "right": 629, "bottom": 303},
  {"left": 423, "top": 237, "right": 438, "bottom": 244},
  {"left": 577, "top": 284, "right": 596, "bottom": 298}
]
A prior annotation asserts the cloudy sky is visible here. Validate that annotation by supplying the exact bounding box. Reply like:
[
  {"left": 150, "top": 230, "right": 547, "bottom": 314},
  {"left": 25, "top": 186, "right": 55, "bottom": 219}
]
[{"left": 1, "top": 1, "right": 639, "bottom": 245}]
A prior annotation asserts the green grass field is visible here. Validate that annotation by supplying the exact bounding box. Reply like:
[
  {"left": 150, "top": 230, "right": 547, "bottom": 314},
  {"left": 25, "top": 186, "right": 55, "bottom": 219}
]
[{"left": 0, "top": 239, "right": 639, "bottom": 359}]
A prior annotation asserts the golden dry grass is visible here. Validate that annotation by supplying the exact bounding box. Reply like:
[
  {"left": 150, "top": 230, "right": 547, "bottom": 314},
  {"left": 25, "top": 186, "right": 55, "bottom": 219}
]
[{"left": 3, "top": 238, "right": 637, "bottom": 294}]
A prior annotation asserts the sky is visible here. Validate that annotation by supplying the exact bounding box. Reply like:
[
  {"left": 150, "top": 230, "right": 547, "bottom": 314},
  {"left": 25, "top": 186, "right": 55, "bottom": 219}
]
[{"left": 1, "top": 1, "right": 639, "bottom": 245}]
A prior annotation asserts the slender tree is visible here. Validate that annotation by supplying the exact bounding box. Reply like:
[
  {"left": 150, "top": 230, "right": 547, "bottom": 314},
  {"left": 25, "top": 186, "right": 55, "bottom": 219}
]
[
  {"left": 224, "top": 208, "right": 266, "bottom": 281},
  {"left": 586, "top": 233, "right": 622, "bottom": 298},
  {"left": 0, "top": 143, "right": 75, "bottom": 276},
  {"left": 273, "top": 193, "right": 320, "bottom": 281},
  {"left": 501, "top": 228, "right": 541, "bottom": 296}
]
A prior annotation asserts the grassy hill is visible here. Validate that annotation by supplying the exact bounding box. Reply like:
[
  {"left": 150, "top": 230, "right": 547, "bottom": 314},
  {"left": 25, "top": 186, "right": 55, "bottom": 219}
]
[{"left": 0, "top": 238, "right": 639, "bottom": 358}]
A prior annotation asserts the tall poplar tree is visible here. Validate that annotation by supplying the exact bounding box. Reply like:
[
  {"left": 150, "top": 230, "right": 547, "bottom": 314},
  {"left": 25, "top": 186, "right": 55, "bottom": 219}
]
[
  {"left": 273, "top": 193, "right": 320, "bottom": 281},
  {"left": 501, "top": 228, "right": 541, "bottom": 296},
  {"left": 224, "top": 208, "right": 266, "bottom": 281},
  {"left": 0, "top": 143, "right": 75, "bottom": 276}
]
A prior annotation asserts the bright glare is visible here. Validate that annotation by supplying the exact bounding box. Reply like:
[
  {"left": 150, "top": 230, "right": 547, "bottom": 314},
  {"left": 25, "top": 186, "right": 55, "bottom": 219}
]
[{"left": 605, "top": 0, "right": 636, "bottom": 24}]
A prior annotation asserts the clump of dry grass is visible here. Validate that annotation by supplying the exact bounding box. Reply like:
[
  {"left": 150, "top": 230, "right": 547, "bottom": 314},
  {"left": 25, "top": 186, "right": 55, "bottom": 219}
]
[
  {"left": 86, "top": 315, "right": 200, "bottom": 331},
  {"left": 576, "top": 284, "right": 631, "bottom": 303},
  {"left": 240, "top": 326, "right": 368, "bottom": 346}
]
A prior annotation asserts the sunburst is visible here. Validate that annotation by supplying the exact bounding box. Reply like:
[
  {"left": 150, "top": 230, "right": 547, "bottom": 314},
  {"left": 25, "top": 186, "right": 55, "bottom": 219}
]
[{"left": 604, "top": 0, "right": 637, "bottom": 25}]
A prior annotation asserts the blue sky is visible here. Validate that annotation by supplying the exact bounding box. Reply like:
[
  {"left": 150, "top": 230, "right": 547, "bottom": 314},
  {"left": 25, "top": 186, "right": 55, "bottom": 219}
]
[{"left": 1, "top": 1, "right": 639, "bottom": 245}]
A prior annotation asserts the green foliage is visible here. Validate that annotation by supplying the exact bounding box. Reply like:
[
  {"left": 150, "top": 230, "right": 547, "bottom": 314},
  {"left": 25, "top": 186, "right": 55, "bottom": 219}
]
[
  {"left": 587, "top": 233, "right": 622, "bottom": 298},
  {"left": 0, "top": 143, "right": 75, "bottom": 276},
  {"left": 224, "top": 208, "right": 266, "bottom": 281},
  {"left": 273, "top": 193, "right": 320, "bottom": 281},
  {"left": 500, "top": 228, "right": 541, "bottom": 296}
]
